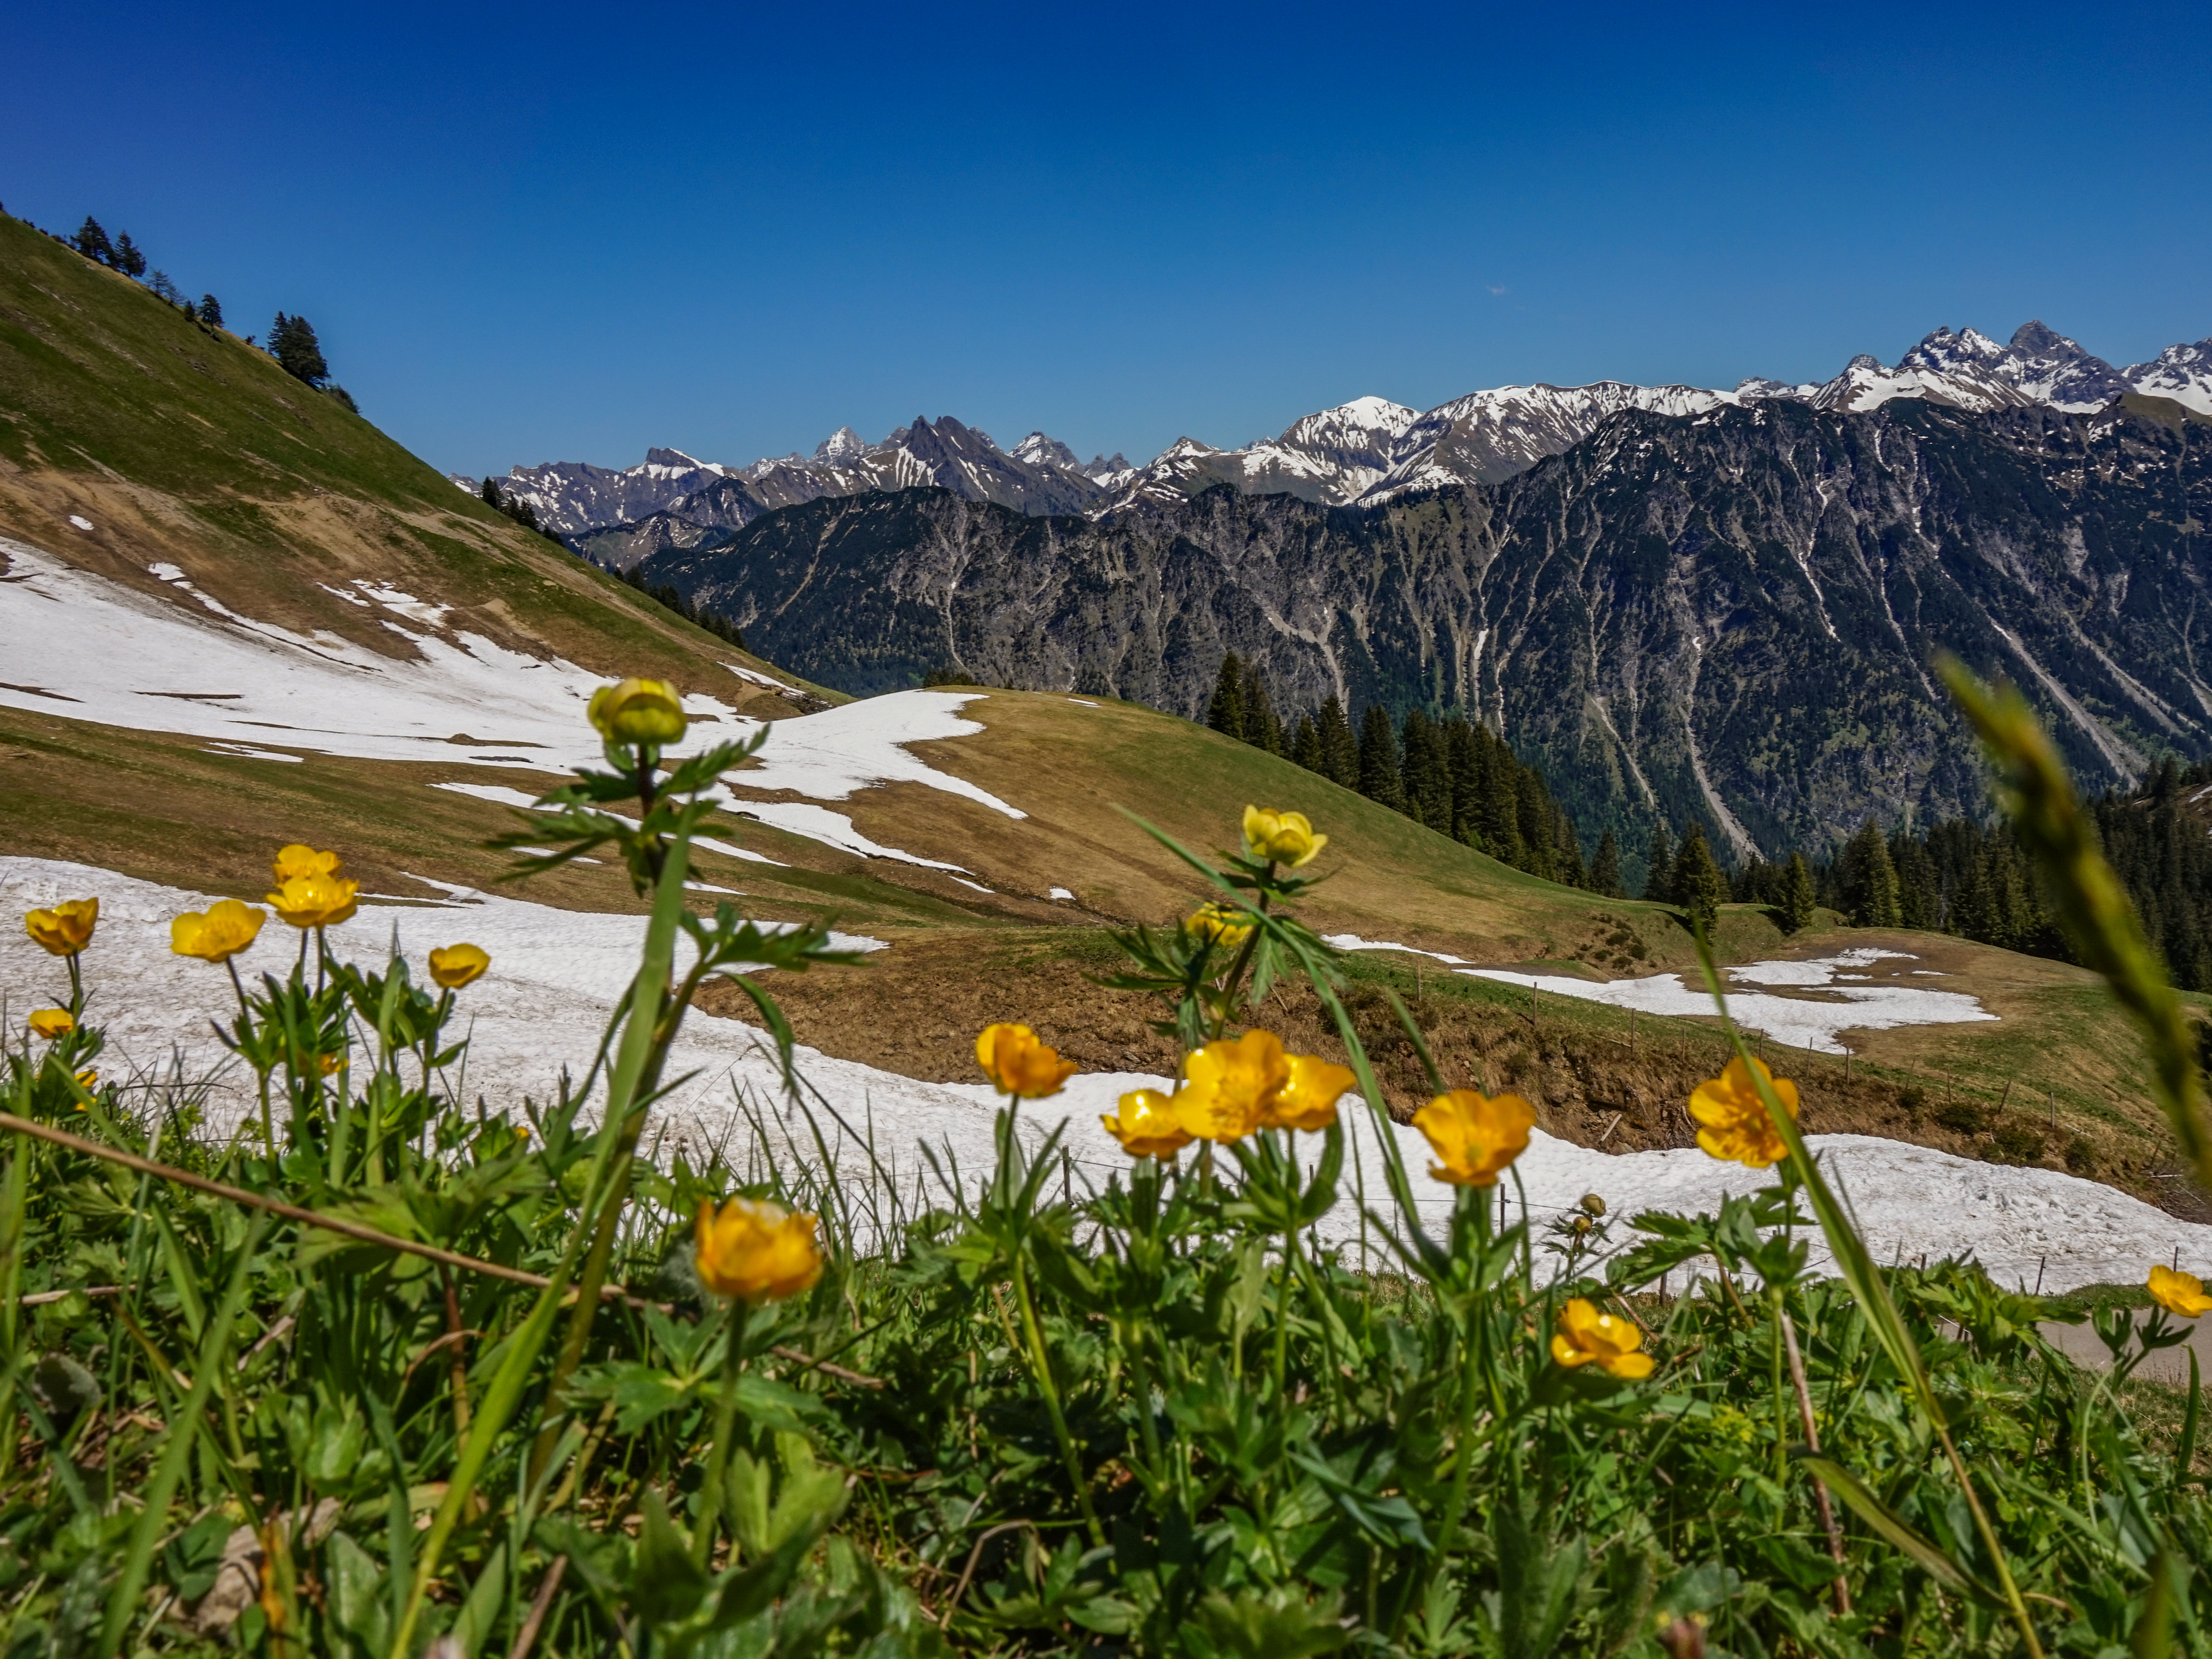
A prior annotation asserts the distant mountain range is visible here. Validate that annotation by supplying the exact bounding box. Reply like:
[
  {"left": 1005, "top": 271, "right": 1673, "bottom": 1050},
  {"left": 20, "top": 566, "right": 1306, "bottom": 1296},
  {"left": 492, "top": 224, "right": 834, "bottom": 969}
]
[
  {"left": 452, "top": 321, "right": 2212, "bottom": 568},
  {"left": 633, "top": 391, "right": 2212, "bottom": 863}
]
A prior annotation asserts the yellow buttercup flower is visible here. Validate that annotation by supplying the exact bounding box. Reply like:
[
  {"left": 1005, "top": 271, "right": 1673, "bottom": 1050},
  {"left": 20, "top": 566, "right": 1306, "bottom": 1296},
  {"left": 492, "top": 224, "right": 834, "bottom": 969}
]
[
  {"left": 588, "top": 678, "right": 688, "bottom": 747},
  {"left": 975, "top": 1022, "right": 1078, "bottom": 1099},
  {"left": 272, "top": 844, "right": 342, "bottom": 883},
  {"left": 73, "top": 1068, "right": 98, "bottom": 1091},
  {"left": 2149, "top": 1263, "right": 2212, "bottom": 1318},
  {"left": 28, "top": 1008, "right": 75, "bottom": 1041},
  {"left": 171, "top": 899, "right": 267, "bottom": 963},
  {"left": 1242, "top": 806, "right": 1327, "bottom": 869},
  {"left": 266, "top": 872, "right": 360, "bottom": 930},
  {"left": 1174, "top": 1030, "right": 1290, "bottom": 1143},
  {"left": 1413, "top": 1088, "right": 1535, "bottom": 1187},
  {"left": 1264, "top": 1053, "right": 1355, "bottom": 1132},
  {"left": 1102, "top": 1089, "right": 1195, "bottom": 1159},
  {"left": 429, "top": 943, "right": 491, "bottom": 989},
  {"left": 25, "top": 898, "right": 98, "bottom": 956},
  {"left": 1185, "top": 901, "right": 1253, "bottom": 949},
  {"left": 1689, "top": 1056, "right": 1799, "bottom": 1169},
  {"left": 1551, "top": 1297, "right": 1655, "bottom": 1379},
  {"left": 694, "top": 1197, "right": 825, "bottom": 1303}
]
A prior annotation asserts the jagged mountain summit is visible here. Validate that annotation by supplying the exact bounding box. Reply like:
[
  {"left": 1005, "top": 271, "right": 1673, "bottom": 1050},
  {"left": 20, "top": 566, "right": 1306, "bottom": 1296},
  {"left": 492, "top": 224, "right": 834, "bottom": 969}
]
[{"left": 484, "top": 319, "right": 2210, "bottom": 564}]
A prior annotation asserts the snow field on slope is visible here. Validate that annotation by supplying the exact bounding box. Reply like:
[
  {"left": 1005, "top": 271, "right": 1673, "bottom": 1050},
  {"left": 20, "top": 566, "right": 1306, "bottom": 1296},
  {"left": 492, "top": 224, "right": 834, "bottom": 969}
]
[
  {"left": 5, "top": 859, "right": 2202, "bottom": 1295},
  {"left": 1323, "top": 937, "right": 1998, "bottom": 1055},
  {"left": 0, "top": 535, "right": 1018, "bottom": 868}
]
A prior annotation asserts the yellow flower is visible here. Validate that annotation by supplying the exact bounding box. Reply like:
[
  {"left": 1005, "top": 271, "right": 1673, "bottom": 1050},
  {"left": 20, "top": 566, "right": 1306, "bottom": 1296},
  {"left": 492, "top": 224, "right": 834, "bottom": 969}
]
[
  {"left": 1174, "top": 1030, "right": 1290, "bottom": 1143},
  {"left": 588, "top": 678, "right": 688, "bottom": 747},
  {"left": 429, "top": 943, "right": 490, "bottom": 989},
  {"left": 1551, "top": 1297, "right": 1654, "bottom": 1378},
  {"left": 1242, "top": 806, "right": 1327, "bottom": 869},
  {"left": 272, "top": 844, "right": 342, "bottom": 883},
  {"left": 171, "top": 899, "right": 267, "bottom": 963},
  {"left": 1264, "top": 1053, "right": 1355, "bottom": 1132},
  {"left": 316, "top": 1051, "right": 343, "bottom": 1076},
  {"left": 27, "top": 1008, "right": 74, "bottom": 1041},
  {"left": 74, "top": 1068, "right": 98, "bottom": 1091},
  {"left": 975, "top": 1023, "right": 1078, "bottom": 1098},
  {"left": 266, "top": 872, "right": 360, "bottom": 930},
  {"left": 2149, "top": 1263, "right": 2212, "bottom": 1318},
  {"left": 694, "top": 1197, "right": 825, "bottom": 1303},
  {"left": 1689, "top": 1056, "right": 1799, "bottom": 1169},
  {"left": 25, "top": 898, "right": 98, "bottom": 956},
  {"left": 1413, "top": 1088, "right": 1535, "bottom": 1187},
  {"left": 1102, "top": 1089, "right": 1194, "bottom": 1159},
  {"left": 1185, "top": 901, "right": 1253, "bottom": 949}
]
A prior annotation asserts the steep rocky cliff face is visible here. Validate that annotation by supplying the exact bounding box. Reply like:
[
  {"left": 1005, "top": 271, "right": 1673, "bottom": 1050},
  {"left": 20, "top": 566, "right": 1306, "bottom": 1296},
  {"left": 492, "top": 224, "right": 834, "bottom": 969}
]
[{"left": 643, "top": 395, "right": 2211, "bottom": 856}]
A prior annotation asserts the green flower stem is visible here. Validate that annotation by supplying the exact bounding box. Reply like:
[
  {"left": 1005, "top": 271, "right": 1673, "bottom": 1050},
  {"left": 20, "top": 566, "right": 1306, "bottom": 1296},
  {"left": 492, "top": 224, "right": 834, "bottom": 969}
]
[
  {"left": 1011, "top": 1250, "right": 1104, "bottom": 1548},
  {"left": 694, "top": 1300, "right": 751, "bottom": 1567}
]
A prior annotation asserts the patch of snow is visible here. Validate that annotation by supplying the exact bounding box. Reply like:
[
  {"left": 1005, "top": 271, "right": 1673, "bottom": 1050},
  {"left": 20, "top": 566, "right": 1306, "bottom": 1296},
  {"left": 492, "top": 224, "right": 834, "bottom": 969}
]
[
  {"left": 1049, "top": 886, "right": 1075, "bottom": 901},
  {"left": 1320, "top": 933, "right": 1472, "bottom": 966},
  {"left": 948, "top": 876, "right": 995, "bottom": 894},
  {"left": 199, "top": 742, "right": 304, "bottom": 763},
  {"left": 5, "top": 856, "right": 2199, "bottom": 1293},
  {"left": 67, "top": 515, "right": 93, "bottom": 532},
  {"left": 1464, "top": 955, "right": 1995, "bottom": 1055},
  {"left": 1066, "top": 698, "right": 1101, "bottom": 707}
]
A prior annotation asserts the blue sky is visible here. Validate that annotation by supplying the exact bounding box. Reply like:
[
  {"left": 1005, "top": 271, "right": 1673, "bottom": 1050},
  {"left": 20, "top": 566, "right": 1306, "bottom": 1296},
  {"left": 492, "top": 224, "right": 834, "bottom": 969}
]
[{"left": 8, "top": 0, "right": 2208, "bottom": 477}]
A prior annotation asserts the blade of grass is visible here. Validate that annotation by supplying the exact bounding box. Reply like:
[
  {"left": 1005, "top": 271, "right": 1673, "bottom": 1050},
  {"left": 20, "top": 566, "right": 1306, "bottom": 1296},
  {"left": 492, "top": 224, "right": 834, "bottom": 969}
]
[
  {"left": 97, "top": 1210, "right": 269, "bottom": 1658},
  {"left": 1938, "top": 657, "right": 2212, "bottom": 1193}
]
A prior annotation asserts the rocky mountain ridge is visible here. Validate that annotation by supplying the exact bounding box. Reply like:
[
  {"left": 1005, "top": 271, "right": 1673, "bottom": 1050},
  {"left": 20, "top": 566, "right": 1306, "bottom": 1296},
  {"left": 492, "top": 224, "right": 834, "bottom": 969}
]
[
  {"left": 635, "top": 393, "right": 2212, "bottom": 862},
  {"left": 473, "top": 318, "right": 2212, "bottom": 568}
]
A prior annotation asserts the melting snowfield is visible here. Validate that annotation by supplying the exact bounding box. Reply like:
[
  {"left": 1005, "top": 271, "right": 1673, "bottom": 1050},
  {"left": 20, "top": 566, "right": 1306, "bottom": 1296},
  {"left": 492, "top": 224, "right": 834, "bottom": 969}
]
[
  {"left": 0, "top": 534, "right": 1017, "bottom": 869},
  {"left": 6, "top": 858, "right": 2204, "bottom": 1294},
  {"left": 1324, "top": 936, "right": 1999, "bottom": 1056}
]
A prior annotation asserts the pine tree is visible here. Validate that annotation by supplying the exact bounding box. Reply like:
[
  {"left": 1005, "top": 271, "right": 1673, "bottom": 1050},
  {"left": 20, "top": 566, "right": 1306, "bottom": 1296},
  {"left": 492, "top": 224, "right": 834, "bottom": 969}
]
[
  {"left": 1513, "top": 759, "right": 1556, "bottom": 880},
  {"left": 1838, "top": 820, "right": 1902, "bottom": 927},
  {"left": 1316, "top": 695, "right": 1358, "bottom": 787},
  {"left": 1554, "top": 808, "right": 1586, "bottom": 888},
  {"left": 268, "top": 313, "right": 330, "bottom": 387},
  {"left": 73, "top": 217, "right": 114, "bottom": 265},
  {"left": 1445, "top": 720, "right": 1483, "bottom": 845},
  {"left": 148, "top": 270, "right": 181, "bottom": 305},
  {"left": 1399, "top": 710, "right": 1451, "bottom": 831},
  {"left": 1476, "top": 731, "right": 1523, "bottom": 864},
  {"left": 1783, "top": 851, "right": 1817, "bottom": 934},
  {"left": 1356, "top": 705, "right": 1404, "bottom": 810},
  {"left": 198, "top": 294, "right": 224, "bottom": 329},
  {"left": 112, "top": 232, "right": 147, "bottom": 278},
  {"left": 1241, "top": 666, "right": 1283, "bottom": 754},
  {"left": 1672, "top": 825, "right": 1726, "bottom": 931},
  {"left": 1290, "top": 716, "right": 1324, "bottom": 774},
  {"left": 1207, "top": 655, "right": 1245, "bottom": 740},
  {"left": 480, "top": 477, "right": 504, "bottom": 508},
  {"left": 1642, "top": 822, "right": 1674, "bottom": 902},
  {"left": 1590, "top": 829, "right": 1623, "bottom": 897}
]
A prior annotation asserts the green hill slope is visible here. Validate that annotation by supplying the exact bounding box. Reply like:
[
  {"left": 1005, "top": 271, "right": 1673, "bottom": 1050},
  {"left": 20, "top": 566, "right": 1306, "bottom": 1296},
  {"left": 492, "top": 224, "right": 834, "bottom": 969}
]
[{"left": 0, "top": 209, "right": 828, "bottom": 713}]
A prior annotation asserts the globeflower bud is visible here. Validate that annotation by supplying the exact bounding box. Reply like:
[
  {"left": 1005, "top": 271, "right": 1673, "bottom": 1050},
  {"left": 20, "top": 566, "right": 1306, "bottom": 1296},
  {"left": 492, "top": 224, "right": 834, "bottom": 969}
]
[
  {"left": 25, "top": 899, "right": 98, "bottom": 957},
  {"left": 695, "top": 1197, "right": 824, "bottom": 1303},
  {"left": 1241, "top": 806, "right": 1327, "bottom": 869},
  {"left": 429, "top": 943, "right": 490, "bottom": 989},
  {"left": 588, "top": 678, "right": 688, "bottom": 748}
]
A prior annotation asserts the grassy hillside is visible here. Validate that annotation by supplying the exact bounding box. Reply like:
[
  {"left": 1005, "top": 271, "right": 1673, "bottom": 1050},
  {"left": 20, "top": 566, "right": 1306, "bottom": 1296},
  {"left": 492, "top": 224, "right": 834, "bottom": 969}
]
[{"left": 0, "top": 210, "right": 833, "bottom": 714}]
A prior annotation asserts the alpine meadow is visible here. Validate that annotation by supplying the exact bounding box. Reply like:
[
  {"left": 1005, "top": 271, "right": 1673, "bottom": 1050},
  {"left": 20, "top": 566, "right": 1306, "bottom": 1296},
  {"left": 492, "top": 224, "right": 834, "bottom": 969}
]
[{"left": 5, "top": 91, "right": 2212, "bottom": 1659}]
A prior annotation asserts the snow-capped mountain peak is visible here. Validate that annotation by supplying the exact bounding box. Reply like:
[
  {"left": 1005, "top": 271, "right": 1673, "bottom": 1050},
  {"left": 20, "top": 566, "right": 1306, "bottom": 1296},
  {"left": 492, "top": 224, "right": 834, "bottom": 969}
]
[
  {"left": 2120, "top": 337, "right": 2212, "bottom": 417},
  {"left": 812, "top": 427, "right": 867, "bottom": 464},
  {"left": 1011, "top": 431, "right": 1084, "bottom": 471}
]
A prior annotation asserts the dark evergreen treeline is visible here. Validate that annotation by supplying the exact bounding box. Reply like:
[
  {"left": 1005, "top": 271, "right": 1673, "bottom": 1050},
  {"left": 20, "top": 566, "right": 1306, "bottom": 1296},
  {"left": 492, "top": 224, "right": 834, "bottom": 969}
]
[
  {"left": 614, "top": 562, "right": 750, "bottom": 651},
  {"left": 1208, "top": 654, "right": 1605, "bottom": 893},
  {"left": 1792, "top": 757, "right": 2212, "bottom": 989}
]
